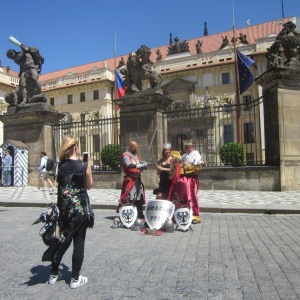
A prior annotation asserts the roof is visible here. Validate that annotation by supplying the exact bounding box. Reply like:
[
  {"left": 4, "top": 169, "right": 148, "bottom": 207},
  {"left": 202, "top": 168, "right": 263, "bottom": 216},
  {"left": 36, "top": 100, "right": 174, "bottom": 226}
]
[
  {"left": 1, "top": 140, "right": 28, "bottom": 148},
  {"left": 27, "top": 17, "right": 297, "bottom": 82}
]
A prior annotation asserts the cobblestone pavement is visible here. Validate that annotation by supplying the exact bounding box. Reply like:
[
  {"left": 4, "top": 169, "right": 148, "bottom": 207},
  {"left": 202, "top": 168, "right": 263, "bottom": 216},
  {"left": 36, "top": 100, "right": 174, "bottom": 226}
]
[
  {"left": 1, "top": 186, "right": 300, "bottom": 214},
  {"left": 0, "top": 207, "right": 300, "bottom": 300}
]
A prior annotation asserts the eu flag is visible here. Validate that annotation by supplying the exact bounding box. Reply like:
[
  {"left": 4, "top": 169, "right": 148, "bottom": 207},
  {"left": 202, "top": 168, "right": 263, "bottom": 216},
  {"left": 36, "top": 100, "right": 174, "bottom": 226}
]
[
  {"left": 236, "top": 50, "right": 255, "bottom": 94},
  {"left": 116, "top": 71, "right": 126, "bottom": 99}
]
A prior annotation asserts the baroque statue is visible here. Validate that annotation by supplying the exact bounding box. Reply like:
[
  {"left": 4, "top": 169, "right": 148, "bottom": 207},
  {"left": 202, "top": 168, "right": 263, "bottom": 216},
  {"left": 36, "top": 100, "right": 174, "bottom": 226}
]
[
  {"left": 167, "top": 34, "right": 190, "bottom": 55},
  {"left": 219, "top": 35, "right": 230, "bottom": 49},
  {"left": 5, "top": 36, "right": 46, "bottom": 107},
  {"left": 266, "top": 21, "right": 300, "bottom": 69},
  {"left": 155, "top": 49, "right": 162, "bottom": 61},
  {"left": 119, "top": 45, "right": 163, "bottom": 95},
  {"left": 195, "top": 40, "right": 203, "bottom": 54}
]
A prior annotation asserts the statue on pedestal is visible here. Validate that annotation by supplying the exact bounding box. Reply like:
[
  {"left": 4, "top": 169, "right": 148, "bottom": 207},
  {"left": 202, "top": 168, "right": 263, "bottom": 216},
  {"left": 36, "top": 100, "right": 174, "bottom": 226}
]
[
  {"left": 266, "top": 21, "right": 300, "bottom": 69},
  {"left": 119, "top": 45, "right": 163, "bottom": 95},
  {"left": 5, "top": 36, "right": 46, "bottom": 107}
]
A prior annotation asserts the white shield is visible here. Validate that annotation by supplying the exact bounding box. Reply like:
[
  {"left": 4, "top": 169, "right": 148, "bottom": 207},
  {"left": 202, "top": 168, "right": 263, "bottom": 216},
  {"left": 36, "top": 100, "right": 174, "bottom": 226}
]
[
  {"left": 174, "top": 206, "right": 192, "bottom": 231},
  {"left": 145, "top": 200, "right": 175, "bottom": 230},
  {"left": 119, "top": 204, "right": 138, "bottom": 228}
]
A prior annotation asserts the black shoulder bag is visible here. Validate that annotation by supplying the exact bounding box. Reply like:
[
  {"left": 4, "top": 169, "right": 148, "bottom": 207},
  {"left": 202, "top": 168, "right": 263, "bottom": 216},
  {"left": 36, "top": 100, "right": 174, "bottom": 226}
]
[{"left": 82, "top": 162, "right": 95, "bottom": 228}]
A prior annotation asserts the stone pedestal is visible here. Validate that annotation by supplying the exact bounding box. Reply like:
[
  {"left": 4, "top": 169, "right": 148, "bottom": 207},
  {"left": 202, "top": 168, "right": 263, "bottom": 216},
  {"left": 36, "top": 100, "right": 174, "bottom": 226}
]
[
  {"left": 0, "top": 103, "right": 65, "bottom": 185},
  {"left": 256, "top": 67, "right": 300, "bottom": 191},
  {"left": 114, "top": 90, "right": 172, "bottom": 187}
]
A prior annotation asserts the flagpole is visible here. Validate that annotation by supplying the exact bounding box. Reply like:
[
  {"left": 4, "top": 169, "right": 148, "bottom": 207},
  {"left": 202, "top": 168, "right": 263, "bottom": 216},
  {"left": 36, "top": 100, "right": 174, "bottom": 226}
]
[
  {"left": 232, "top": 0, "right": 242, "bottom": 144},
  {"left": 113, "top": 30, "right": 119, "bottom": 144}
]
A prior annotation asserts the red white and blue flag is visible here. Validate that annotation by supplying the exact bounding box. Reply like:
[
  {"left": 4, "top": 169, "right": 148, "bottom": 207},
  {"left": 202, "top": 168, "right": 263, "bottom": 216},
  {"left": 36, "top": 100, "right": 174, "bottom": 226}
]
[{"left": 116, "top": 71, "right": 126, "bottom": 99}]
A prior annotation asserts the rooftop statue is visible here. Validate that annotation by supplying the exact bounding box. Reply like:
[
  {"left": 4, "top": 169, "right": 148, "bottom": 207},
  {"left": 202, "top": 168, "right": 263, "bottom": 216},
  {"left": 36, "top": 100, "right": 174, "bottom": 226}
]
[
  {"left": 167, "top": 34, "right": 190, "bottom": 55},
  {"left": 219, "top": 35, "right": 230, "bottom": 50},
  {"left": 195, "top": 40, "right": 203, "bottom": 54},
  {"left": 5, "top": 36, "right": 46, "bottom": 107},
  {"left": 119, "top": 45, "right": 163, "bottom": 95},
  {"left": 266, "top": 21, "right": 300, "bottom": 69},
  {"left": 238, "top": 33, "right": 249, "bottom": 44}
]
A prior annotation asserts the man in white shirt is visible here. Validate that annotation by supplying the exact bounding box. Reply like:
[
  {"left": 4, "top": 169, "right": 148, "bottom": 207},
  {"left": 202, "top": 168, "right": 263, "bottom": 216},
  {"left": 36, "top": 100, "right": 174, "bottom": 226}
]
[
  {"left": 35, "top": 151, "right": 54, "bottom": 192},
  {"left": 170, "top": 140, "right": 202, "bottom": 224}
]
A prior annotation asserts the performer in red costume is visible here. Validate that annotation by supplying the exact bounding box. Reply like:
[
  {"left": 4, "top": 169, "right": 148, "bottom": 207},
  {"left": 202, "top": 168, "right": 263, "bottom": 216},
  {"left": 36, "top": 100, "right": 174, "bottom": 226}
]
[
  {"left": 169, "top": 140, "right": 203, "bottom": 224},
  {"left": 117, "top": 141, "right": 148, "bottom": 218}
]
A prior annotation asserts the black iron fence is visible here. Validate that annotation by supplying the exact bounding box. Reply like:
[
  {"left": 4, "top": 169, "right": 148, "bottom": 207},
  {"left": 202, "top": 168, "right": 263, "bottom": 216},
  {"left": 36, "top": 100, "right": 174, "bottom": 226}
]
[
  {"left": 52, "top": 95, "right": 265, "bottom": 170},
  {"left": 163, "top": 96, "right": 264, "bottom": 166}
]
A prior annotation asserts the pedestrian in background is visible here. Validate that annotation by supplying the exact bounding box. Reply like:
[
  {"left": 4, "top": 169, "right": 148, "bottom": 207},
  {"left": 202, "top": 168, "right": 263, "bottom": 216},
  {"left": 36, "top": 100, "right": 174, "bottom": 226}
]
[
  {"left": 35, "top": 151, "right": 54, "bottom": 192},
  {"left": 2, "top": 150, "right": 12, "bottom": 187}
]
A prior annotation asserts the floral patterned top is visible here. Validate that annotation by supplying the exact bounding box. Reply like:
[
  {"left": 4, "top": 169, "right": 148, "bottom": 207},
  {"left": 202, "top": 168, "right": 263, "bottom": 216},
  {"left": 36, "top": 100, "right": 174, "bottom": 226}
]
[{"left": 57, "top": 159, "right": 88, "bottom": 238}]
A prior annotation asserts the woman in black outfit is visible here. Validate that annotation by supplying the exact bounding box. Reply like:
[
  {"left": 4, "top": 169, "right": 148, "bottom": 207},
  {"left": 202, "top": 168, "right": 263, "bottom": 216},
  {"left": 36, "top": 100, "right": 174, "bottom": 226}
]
[
  {"left": 49, "top": 135, "right": 93, "bottom": 288},
  {"left": 155, "top": 143, "right": 174, "bottom": 200}
]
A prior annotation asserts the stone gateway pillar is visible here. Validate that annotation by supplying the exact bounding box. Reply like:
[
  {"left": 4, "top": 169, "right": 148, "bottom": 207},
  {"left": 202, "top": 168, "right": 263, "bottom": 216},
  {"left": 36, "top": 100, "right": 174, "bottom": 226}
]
[
  {"left": 115, "top": 90, "right": 172, "bottom": 188},
  {"left": 256, "top": 68, "right": 300, "bottom": 191},
  {"left": 0, "top": 103, "right": 65, "bottom": 185}
]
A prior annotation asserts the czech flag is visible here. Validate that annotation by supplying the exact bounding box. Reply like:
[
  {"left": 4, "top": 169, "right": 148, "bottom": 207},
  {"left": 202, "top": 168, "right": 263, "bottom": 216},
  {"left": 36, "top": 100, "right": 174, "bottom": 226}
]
[{"left": 116, "top": 71, "right": 126, "bottom": 99}]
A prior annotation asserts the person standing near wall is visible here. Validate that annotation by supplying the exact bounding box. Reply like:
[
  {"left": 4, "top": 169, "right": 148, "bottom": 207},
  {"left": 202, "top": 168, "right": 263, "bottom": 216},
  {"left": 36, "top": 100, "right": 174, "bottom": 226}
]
[
  {"left": 117, "top": 141, "right": 147, "bottom": 218},
  {"left": 2, "top": 150, "right": 12, "bottom": 187},
  {"left": 35, "top": 151, "right": 54, "bottom": 192},
  {"left": 169, "top": 140, "right": 203, "bottom": 224}
]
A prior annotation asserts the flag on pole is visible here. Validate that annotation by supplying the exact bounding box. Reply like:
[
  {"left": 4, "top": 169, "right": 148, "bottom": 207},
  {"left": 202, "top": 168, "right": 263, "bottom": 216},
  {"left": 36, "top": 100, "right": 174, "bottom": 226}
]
[
  {"left": 236, "top": 49, "right": 255, "bottom": 94},
  {"left": 115, "top": 71, "right": 126, "bottom": 99}
]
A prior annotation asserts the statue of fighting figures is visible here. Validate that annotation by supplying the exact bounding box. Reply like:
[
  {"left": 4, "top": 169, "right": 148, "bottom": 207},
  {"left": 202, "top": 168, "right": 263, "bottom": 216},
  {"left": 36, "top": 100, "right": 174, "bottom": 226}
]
[
  {"left": 5, "top": 36, "right": 46, "bottom": 107},
  {"left": 266, "top": 21, "right": 300, "bottom": 69},
  {"left": 119, "top": 45, "right": 163, "bottom": 95}
]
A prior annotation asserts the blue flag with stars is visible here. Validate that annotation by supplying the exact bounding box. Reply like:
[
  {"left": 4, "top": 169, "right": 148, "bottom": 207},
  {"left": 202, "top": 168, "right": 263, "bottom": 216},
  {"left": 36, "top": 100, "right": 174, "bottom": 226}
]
[{"left": 236, "top": 50, "right": 255, "bottom": 94}]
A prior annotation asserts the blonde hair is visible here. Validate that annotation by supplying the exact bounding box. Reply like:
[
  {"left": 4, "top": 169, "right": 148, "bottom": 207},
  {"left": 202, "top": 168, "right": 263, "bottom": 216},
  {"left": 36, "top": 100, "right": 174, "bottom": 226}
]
[{"left": 59, "top": 135, "right": 78, "bottom": 161}]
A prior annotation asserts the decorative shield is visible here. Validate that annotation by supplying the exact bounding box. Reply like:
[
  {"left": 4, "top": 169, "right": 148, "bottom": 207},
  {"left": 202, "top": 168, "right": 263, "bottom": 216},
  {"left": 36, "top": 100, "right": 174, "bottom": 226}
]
[
  {"left": 119, "top": 204, "right": 138, "bottom": 229},
  {"left": 174, "top": 206, "right": 192, "bottom": 231},
  {"left": 145, "top": 200, "right": 175, "bottom": 230}
]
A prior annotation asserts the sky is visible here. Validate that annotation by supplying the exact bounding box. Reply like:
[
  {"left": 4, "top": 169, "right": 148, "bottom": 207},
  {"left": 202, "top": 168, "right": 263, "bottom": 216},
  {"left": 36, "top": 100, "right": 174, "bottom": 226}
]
[{"left": 0, "top": 0, "right": 299, "bottom": 74}]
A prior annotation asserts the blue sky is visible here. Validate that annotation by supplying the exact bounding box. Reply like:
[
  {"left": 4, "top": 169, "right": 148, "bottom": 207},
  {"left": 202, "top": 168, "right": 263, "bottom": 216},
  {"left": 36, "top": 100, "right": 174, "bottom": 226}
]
[{"left": 0, "top": 0, "right": 299, "bottom": 74}]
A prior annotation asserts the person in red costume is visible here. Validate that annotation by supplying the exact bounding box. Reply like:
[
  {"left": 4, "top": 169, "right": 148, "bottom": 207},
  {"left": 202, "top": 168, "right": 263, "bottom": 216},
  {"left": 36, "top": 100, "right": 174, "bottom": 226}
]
[
  {"left": 168, "top": 140, "right": 203, "bottom": 224},
  {"left": 117, "top": 141, "right": 148, "bottom": 218}
]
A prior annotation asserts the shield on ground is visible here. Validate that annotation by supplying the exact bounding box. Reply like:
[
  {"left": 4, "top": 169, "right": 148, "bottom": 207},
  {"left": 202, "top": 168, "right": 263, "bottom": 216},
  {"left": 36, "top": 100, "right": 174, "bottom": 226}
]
[
  {"left": 119, "top": 204, "right": 138, "bottom": 228},
  {"left": 145, "top": 200, "right": 175, "bottom": 230},
  {"left": 174, "top": 206, "right": 192, "bottom": 231}
]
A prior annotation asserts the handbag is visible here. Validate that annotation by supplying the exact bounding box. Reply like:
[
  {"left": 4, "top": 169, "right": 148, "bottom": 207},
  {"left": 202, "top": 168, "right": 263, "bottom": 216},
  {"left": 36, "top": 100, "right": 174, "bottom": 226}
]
[{"left": 82, "top": 162, "right": 95, "bottom": 229}]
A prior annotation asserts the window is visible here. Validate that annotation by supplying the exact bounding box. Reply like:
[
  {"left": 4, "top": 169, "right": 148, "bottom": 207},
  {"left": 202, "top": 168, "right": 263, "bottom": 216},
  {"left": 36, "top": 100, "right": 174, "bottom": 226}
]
[
  {"left": 80, "top": 136, "right": 86, "bottom": 152},
  {"left": 222, "top": 72, "right": 230, "bottom": 84},
  {"left": 50, "top": 97, "right": 54, "bottom": 106},
  {"left": 93, "top": 90, "right": 99, "bottom": 100},
  {"left": 80, "top": 92, "right": 85, "bottom": 102},
  {"left": 243, "top": 122, "right": 255, "bottom": 143},
  {"left": 196, "top": 129, "right": 207, "bottom": 139},
  {"left": 93, "top": 135, "right": 100, "bottom": 152},
  {"left": 224, "top": 124, "right": 234, "bottom": 143},
  {"left": 67, "top": 94, "right": 73, "bottom": 104},
  {"left": 243, "top": 95, "right": 251, "bottom": 111}
]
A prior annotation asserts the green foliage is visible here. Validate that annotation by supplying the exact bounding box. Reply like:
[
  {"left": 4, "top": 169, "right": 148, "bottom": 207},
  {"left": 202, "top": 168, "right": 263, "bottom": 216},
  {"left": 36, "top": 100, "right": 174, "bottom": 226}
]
[
  {"left": 100, "top": 144, "right": 121, "bottom": 169},
  {"left": 219, "top": 142, "right": 245, "bottom": 165}
]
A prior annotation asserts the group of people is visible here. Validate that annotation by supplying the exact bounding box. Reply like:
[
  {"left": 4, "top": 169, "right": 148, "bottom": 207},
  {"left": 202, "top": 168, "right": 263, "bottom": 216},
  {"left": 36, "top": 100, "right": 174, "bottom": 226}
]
[
  {"left": 35, "top": 136, "right": 202, "bottom": 289},
  {"left": 118, "top": 139, "right": 203, "bottom": 224},
  {"left": 1, "top": 149, "right": 12, "bottom": 187}
]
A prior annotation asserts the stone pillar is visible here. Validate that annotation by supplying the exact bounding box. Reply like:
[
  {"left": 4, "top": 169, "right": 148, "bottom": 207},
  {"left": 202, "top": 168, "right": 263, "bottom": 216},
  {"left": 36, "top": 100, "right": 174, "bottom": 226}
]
[
  {"left": 115, "top": 90, "right": 172, "bottom": 188},
  {"left": 0, "top": 103, "right": 65, "bottom": 185},
  {"left": 256, "top": 68, "right": 300, "bottom": 191}
]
